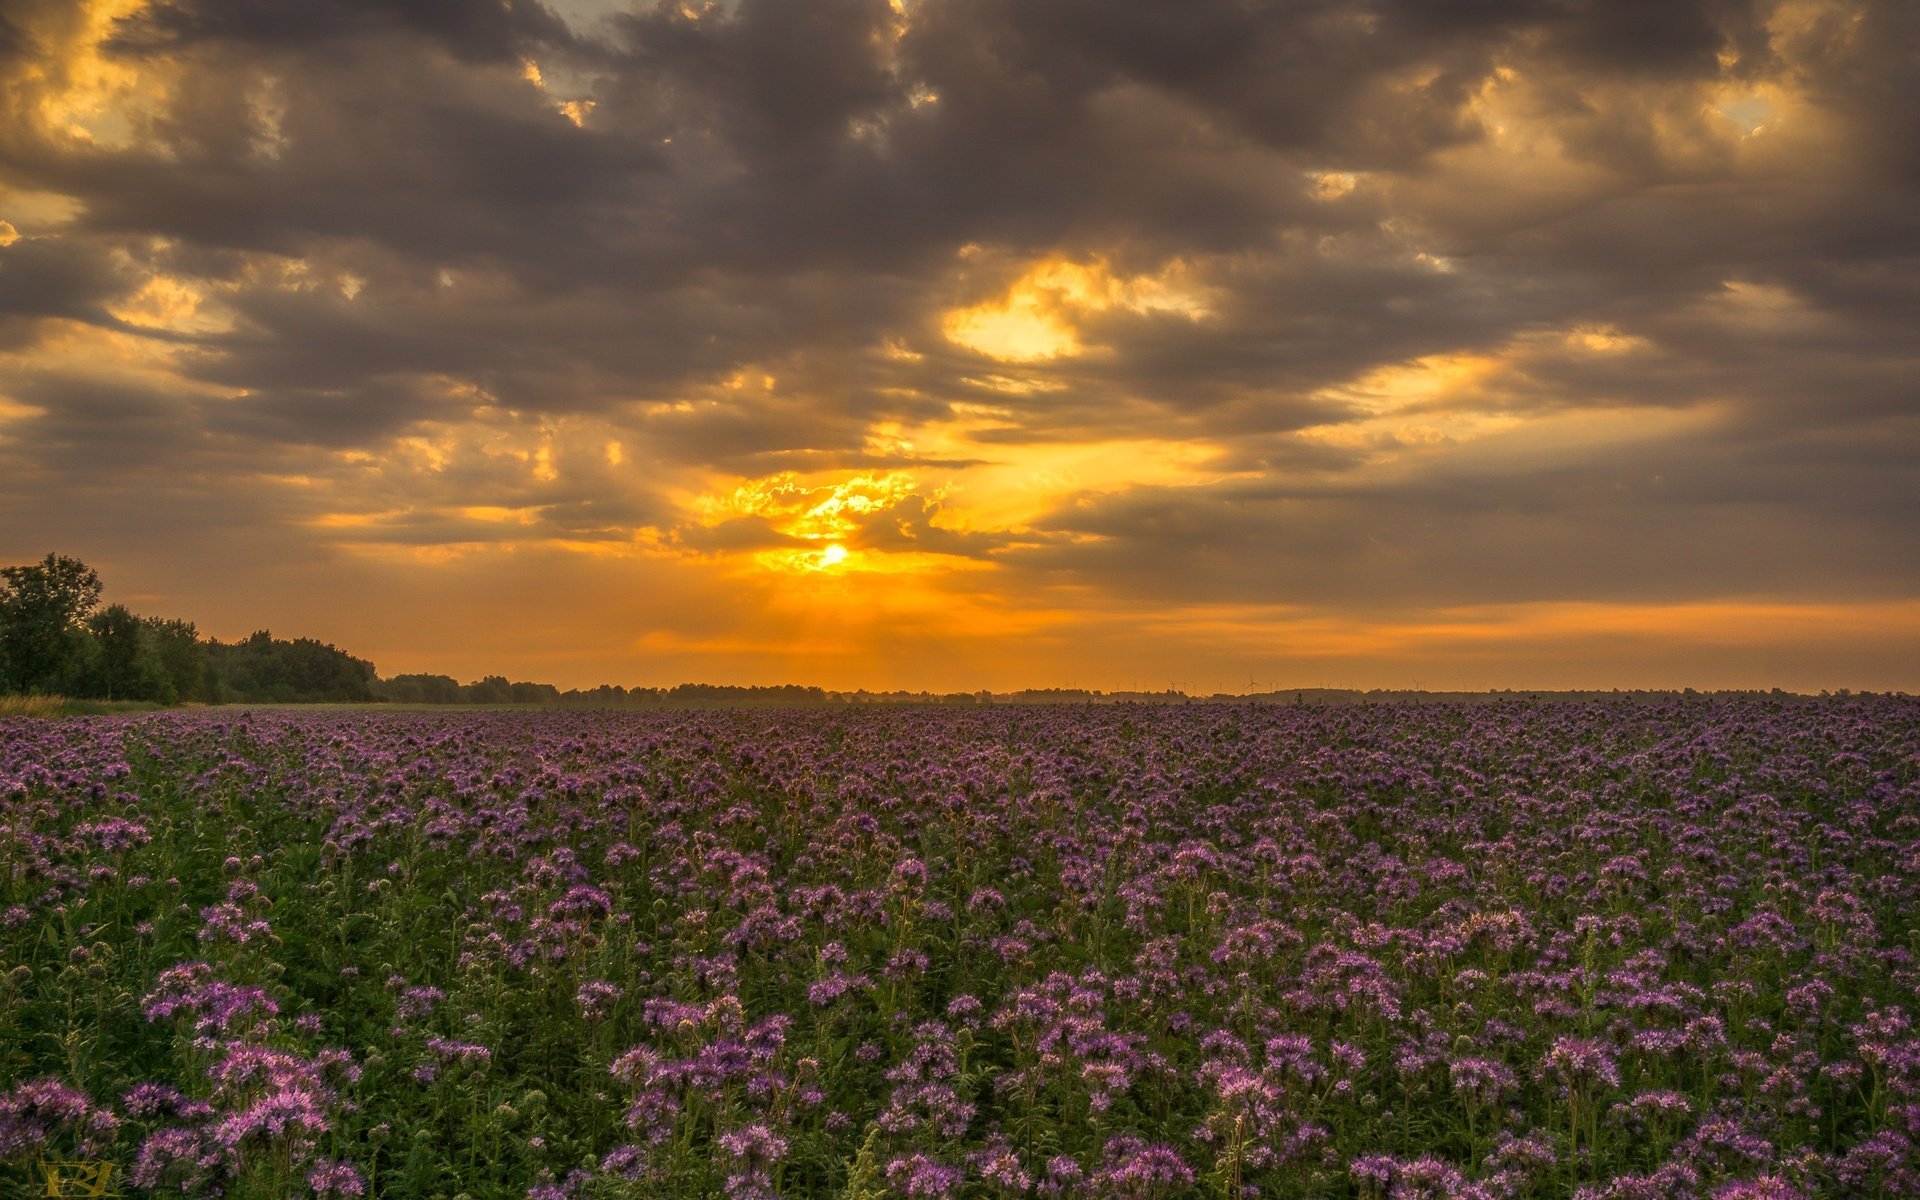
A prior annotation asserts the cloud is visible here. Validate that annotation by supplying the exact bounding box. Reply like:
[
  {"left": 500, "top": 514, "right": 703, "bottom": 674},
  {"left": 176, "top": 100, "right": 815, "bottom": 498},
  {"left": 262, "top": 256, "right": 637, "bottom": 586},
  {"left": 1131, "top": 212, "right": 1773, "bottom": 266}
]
[
  {"left": 111, "top": 0, "right": 580, "bottom": 63},
  {"left": 0, "top": 0, "right": 1915, "bottom": 687}
]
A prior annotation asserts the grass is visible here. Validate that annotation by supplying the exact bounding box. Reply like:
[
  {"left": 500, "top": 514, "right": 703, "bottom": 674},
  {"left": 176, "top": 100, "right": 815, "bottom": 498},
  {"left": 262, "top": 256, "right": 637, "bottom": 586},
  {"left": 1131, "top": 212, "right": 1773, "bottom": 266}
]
[
  {"left": 0, "top": 694, "right": 165, "bottom": 717},
  {"left": 0, "top": 693, "right": 64, "bottom": 717}
]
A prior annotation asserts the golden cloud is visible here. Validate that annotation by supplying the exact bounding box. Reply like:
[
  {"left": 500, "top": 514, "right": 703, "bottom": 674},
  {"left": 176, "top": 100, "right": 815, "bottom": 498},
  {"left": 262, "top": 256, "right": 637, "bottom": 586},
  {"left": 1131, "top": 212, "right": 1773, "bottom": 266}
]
[{"left": 942, "top": 254, "right": 1210, "bottom": 362}]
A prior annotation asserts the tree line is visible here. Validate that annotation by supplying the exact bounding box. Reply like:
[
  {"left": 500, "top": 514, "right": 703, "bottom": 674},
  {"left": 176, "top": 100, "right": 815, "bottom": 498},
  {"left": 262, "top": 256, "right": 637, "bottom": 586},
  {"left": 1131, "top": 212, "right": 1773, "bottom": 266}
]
[
  {"left": 373, "top": 676, "right": 848, "bottom": 706},
  {"left": 0, "top": 554, "right": 376, "bottom": 704}
]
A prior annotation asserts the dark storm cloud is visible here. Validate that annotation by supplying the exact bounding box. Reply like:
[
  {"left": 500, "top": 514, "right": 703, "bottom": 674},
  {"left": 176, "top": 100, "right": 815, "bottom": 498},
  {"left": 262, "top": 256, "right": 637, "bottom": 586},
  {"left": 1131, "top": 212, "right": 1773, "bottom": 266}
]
[
  {"left": 314, "top": 500, "right": 656, "bottom": 548},
  {"left": 0, "top": 0, "right": 1916, "bottom": 629},
  {"left": 1017, "top": 427, "right": 1920, "bottom": 611},
  {"left": 42, "top": 60, "right": 664, "bottom": 273},
  {"left": 207, "top": 380, "right": 460, "bottom": 447},
  {"left": 0, "top": 237, "right": 129, "bottom": 343},
  {"left": 0, "top": 372, "right": 203, "bottom": 468},
  {"left": 615, "top": 0, "right": 900, "bottom": 163},
  {"left": 111, "top": 0, "right": 579, "bottom": 63}
]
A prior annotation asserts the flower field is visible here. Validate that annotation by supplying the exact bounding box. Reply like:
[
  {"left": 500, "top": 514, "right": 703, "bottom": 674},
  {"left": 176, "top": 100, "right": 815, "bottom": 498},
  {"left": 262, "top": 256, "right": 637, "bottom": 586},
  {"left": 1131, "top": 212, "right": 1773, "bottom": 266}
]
[{"left": 2, "top": 699, "right": 1917, "bottom": 1199}]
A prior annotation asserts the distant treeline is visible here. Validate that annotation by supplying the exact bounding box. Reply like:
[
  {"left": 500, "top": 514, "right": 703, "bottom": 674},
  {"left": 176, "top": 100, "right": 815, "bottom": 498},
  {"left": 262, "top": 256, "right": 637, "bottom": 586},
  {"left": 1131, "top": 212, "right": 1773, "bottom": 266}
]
[
  {"left": 1, "top": 554, "right": 375, "bottom": 704},
  {"left": 380, "top": 680, "right": 1016, "bottom": 706},
  {"left": 374, "top": 677, "right": 852, "bottom": 706}
]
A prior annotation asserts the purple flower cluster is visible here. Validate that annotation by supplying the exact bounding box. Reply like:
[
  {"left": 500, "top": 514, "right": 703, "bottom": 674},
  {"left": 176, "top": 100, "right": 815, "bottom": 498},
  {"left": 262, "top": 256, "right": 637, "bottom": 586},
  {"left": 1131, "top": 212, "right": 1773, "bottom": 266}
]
[
  {"left": 143, "top": 961, "right": 280, "bottom": 1035},
  {"left": 0, "top": 1078, "right": 119, "bottom": 1161}
]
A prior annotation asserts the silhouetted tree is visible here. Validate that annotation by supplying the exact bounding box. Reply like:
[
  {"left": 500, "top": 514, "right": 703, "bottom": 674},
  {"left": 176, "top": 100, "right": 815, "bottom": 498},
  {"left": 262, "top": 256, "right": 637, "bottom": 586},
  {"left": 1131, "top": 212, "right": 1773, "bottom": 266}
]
[
  {"left": 205, "top": 630, "right": 377, "bottom": 702},
  {"left": 466, "top": 675, "right": 512, "bottom": 704},
  {"left": 0, "top": 553, "right": 103, "bottom": 693},
  {"left": 85, "top": 603, "right": 167, "bottom": 701},
  {"left": 375, "top": 673, "right": 465, "bottom": 704},
  {"left": 508, "top": 680, "right": 561, "bottom": 705},
  {"left": 143, "top": 616, "right": 213, "bottom": 703}
]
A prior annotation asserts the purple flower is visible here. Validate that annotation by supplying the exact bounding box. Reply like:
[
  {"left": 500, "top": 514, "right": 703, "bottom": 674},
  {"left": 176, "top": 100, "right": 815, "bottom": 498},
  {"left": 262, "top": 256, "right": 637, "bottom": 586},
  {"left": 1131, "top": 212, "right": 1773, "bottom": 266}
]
[
  {"left": 1449, "top": 1056, "right": 1519, "bottom": 1108},
  {"left": 1541, "top": 1036, "right": 1620, "bottom": 1096},
  {"left": 0, "top": 1078, "right": 119, "bottom": 1161},
  {"left": 424, "top": 1037, "right": 492, "bottom": 1069},
  {"left": 1710, "top": 1178, "right": 1809, "bottom": 1200},
  {"left": 212, "top": 1089, "right": 330, "bottom": 1154},
  {"left": 395, "top": 985, "right": 444, "bottom": 1020},
  {"left": 307, "top": 1157, "right": 367, "bottom": 1198},
  {"left": 716, "top": 1123, "right": 788, "bottom": 1164},
  {"left": 73, "top": 817, "right": 151, "bottom": 851},
  {"left": 576, "top": 979, "right": 623, "bottom": 1020},
  {"left": 1092, "top": 1136, "right": 1193, "bottom": 1199},
  {"left": 130, "top": 1127, "right": 225, "bottom": 1192},
  {"left": 197, "top": 900, "right": 273, "bottom": 946},
  {"left": 885, "top": 1153, "right": 963, "bottom": 1199}
]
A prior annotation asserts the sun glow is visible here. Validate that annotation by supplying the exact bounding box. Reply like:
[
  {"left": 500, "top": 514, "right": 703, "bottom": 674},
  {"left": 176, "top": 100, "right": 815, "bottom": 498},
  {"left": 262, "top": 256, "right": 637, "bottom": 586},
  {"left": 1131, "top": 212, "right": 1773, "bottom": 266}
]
[
  {"left": 942, "top": 254, "right": 1210, "bottom": 362},
  {"left": 690, "top": 471, "right": 975, "bottom": 578},
  {"left": 28, "top": 0, "right": 159, "bottom": 148}
]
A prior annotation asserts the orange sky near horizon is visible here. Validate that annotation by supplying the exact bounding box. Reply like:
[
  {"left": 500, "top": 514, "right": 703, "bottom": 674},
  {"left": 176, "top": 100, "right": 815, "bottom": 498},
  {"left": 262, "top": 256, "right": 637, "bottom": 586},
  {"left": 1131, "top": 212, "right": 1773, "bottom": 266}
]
[{"left": 2, "top": 0, "right": 1917, "bottom": 693}]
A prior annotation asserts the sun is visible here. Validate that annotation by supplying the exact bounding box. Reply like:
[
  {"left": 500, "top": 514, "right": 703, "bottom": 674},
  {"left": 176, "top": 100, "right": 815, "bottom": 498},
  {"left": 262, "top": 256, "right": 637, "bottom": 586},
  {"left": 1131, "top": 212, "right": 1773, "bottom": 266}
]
[{"left": 743, "top": 539, "right": 865, "bottom": 575}]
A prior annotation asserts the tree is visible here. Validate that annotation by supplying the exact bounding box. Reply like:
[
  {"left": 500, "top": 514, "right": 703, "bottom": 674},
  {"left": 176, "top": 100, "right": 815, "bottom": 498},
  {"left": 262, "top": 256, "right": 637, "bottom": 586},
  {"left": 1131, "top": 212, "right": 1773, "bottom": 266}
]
[
  {"left": 507, "top": 680, "right": 560, "bottom": 705},
  {"left": 466, "top": 675, "right": 512, "bottom": 704},
  {"left": 142, "top": 616, "right": 212, "bottom": 703},
  {"left": 85, "top": 603, "right": 164, "bottom": 701},
  {"left": 375, "top": 673, "right": 464, "bottom": 704},
  {"left": 203, "top": 630, "right": 378, "bottom": 703},
  {"left": 0, "top": 553, "right": 103, "bottom": 693}
]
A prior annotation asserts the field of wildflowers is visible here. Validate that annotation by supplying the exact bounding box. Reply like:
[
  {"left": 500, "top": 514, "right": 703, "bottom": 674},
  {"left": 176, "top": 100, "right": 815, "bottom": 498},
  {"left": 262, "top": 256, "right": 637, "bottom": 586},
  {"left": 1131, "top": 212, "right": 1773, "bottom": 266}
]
[{"left": 1, "top": 698, "right": 1917, "bottom": 1199}]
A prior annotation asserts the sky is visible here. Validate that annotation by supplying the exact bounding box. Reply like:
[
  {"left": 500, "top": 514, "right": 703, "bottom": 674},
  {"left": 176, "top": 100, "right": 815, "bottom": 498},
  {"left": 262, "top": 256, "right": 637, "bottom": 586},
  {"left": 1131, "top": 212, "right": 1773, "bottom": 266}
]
[{"left": 1, "top": 0, "right": 1916, "bottom": 694}]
